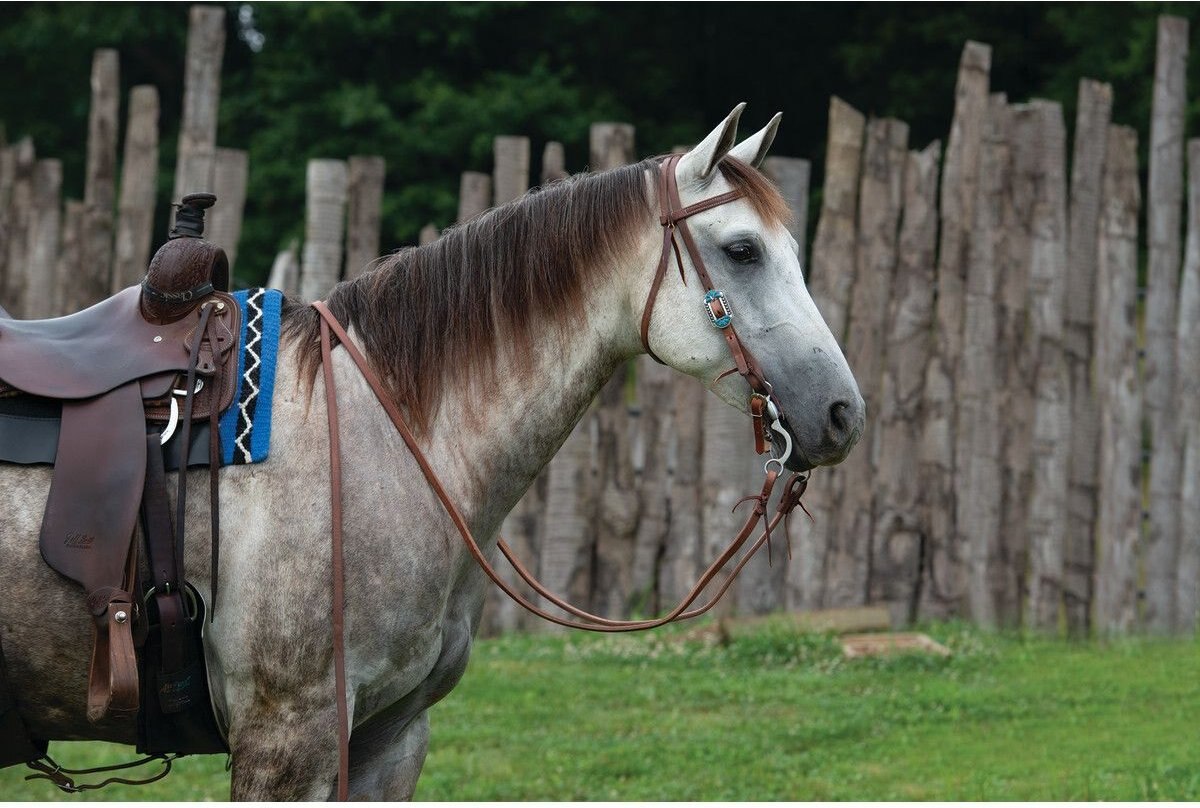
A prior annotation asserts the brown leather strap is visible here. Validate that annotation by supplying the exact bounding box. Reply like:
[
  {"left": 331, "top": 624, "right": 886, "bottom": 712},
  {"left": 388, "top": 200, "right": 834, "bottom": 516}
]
[
  {"left": 318, "top": 314, "right": 351, "bottom": 802},
  {"left": 311, "top": 303, "right": 809, "bottom": 634}
]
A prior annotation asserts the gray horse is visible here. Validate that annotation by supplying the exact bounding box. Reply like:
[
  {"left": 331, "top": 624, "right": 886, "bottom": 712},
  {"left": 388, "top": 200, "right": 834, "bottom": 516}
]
[{"left": 0, "top": 106, "right": 863, "bottom": 799}]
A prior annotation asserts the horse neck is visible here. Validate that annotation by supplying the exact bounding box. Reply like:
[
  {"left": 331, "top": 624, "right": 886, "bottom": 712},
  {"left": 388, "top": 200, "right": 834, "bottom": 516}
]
[{"left": 424, "top": 246, "right": 650, "bottom": 535}]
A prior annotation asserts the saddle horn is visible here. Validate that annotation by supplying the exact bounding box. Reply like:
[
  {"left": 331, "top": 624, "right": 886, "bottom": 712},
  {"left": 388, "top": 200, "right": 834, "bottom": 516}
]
[{"left": 141, "top": 193, "right": 230, "bottom": 323}]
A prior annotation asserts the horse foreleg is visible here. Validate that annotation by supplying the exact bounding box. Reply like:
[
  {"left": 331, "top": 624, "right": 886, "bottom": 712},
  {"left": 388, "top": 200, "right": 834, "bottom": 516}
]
[
  {"left": 345, "top": 710, "right": 430, "bottom": 800},
  {"left": 227, "top": 698, "right": 342, "bottom": 801}
]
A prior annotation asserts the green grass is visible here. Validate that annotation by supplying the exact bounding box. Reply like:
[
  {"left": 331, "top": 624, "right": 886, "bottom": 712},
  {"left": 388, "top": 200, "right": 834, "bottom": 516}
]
[{"left": 2, "top": 621, "right": 1197, "bottom": 800}]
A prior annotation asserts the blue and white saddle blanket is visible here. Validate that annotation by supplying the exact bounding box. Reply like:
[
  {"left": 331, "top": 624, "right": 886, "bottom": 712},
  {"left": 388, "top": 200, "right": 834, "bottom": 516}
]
[
  {"left": 215, "top": 287, "right": 283, "bottom": 466},
  {"left": 0, "top": 287, "right": 283, "bottom": 469}
]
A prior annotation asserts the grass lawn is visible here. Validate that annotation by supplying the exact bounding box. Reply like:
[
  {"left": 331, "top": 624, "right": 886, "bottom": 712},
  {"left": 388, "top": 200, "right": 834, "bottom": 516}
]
[{"left": 1, "top": 620, "right": 1196, "bottom": 800}]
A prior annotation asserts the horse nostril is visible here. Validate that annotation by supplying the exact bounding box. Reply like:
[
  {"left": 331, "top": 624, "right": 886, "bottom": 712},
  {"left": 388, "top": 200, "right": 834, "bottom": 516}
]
[{"left": 829, "top": 400, "right": 852, "bottom": 436}]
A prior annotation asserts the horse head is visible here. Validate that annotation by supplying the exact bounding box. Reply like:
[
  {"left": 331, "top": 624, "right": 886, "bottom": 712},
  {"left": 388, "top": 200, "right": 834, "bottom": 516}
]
[{"left": 636, "top": 104, "right": 864, "bottom": 472}]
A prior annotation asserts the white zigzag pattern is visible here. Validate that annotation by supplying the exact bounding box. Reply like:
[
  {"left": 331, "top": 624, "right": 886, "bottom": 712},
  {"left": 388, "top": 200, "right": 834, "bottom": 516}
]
[{"left": 234, "top": 290, "right": 264, "bottom": 462}]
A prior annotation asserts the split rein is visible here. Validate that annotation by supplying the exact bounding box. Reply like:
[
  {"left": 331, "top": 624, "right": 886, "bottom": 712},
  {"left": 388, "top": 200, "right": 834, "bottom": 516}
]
[{"left": 312, "top": 155, "right": 811, "bottom": 798}]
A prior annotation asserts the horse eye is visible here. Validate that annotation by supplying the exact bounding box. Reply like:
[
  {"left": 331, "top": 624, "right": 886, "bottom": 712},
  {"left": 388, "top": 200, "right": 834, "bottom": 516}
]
[{"left": 724, "top": 242, "right": 759, "bottom": 264}]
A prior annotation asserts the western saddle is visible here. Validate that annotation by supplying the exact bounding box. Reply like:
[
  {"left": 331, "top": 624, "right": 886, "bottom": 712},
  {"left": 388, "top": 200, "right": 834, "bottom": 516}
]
[{"left": 0, "top": 193, "right": 239, "bottom": 787}]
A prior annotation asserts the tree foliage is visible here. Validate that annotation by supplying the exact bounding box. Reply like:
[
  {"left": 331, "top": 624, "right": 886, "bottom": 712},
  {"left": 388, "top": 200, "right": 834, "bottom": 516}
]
[{"left": 1, "top": 2, "right": 1197, "bottom": 284}]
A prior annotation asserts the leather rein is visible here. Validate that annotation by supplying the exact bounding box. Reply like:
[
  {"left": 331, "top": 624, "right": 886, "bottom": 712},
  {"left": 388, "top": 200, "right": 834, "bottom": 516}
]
[{"left": 311, "top": 155, "right": 811, "bottom": 799}]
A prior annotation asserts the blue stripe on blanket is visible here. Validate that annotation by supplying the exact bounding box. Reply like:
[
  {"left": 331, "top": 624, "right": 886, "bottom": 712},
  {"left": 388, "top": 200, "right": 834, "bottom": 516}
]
[{"left": 218, "top": 288, "right": 282, "bottom": 465}]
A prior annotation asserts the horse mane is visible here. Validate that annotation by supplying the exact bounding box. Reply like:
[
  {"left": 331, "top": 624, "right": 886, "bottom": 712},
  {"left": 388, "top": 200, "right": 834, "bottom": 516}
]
[{"left": 282, "top": 156, "right": 791, "bottom": 434}]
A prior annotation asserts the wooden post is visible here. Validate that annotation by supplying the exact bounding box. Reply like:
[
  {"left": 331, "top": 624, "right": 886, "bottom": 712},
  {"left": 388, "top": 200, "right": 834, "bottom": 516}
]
[
  {"left": 826, "top": 116, "right": 908, "bottom": 609},
  {"left": 85, "top": 49, "right": 119, "bottom": 215},
  {"left": 0, "top": 138, "right": 13, "bottom": 300},
  {"left": 994, "top": 103, "right": 1038, "bottom": 625},
  {"left": 172, "top": 5, "right": 225, "bottom": 216},
  {"left": 457, "top": 171, "right": 491, "bottom": 223},
  {"left": 58, "top": 48, "right": 120, "bottom": 315},
  {"left": 266, "top": 240, "right": 299, "bottom": 295},
  {"left": 2, "top": 138, "right": 34, "bottom": 315},
  {"left": 418, "top": 224, "right": 439, "bottom": 246},
  {"left": 23, "top": 159, "right": 62, "bottom": 319},
  {"left": 762, "top": 156, "right": 811, "bottom": 262},
  {"left": 631, "top": 359, "right": 674, "bottom": 616},
  {"left": 299, "top": 159, "right": 349, "bottom": 301},
  {"left": 592, "top": 364, "right": 641, "bottom": 618},
  {"left": 919, "top": 41, "right": 991, "bottom": 620},
  {"left": 789, "top": 97, "right": 863, "bottom": 612},
  {"left": 1093, "top": 125, "right": 1141, "bottom": 634},
  {"left": 1174, "top": 139, "right": 1200, "bottom": 634},
  {"left": 536, "top": 419, "right": 596, "bottom": 626},
  {"left": 1144, "top": 15, "right": 1189, "bottom": 632},
  {"left": 1062, "top": 79, "right": 1112, "bottom": 633},
  {"left": 869, "top": 141, "right": 940, "bottom": 624},
  {"left": 956, "top": 93, "right": 1010, "bottom": 627},
  {"left": 807, "top": 97, "right": 865, "bottom": 339},
  {"left": 541, "top": 141, "right": 567, "bottom": 184},
  {"left": 1019, "top": 101, "right": 1070, "bottom": 631},
  {"left": 112, "top": 86, "right": 160, "bottom": 293},
  {"left": 492, "top": 136, "right": 530, "bottom": 205},
  {"left": 589, "top": 123, "right": 635, "bottom": 171},
  {"left": 344, "top": 155, "right": 386, "bottom": 279},
  {"left": 55, "top": 201, "right": 85, "bottom": 316},
  {"left": 701, "top": 383, "right": 766, "bottom": 619},
  {"left": 660, "top": 381, "right": 705, "bottom": 607},
  {"left": 206, "top": 148, "right": 248, "bottom": 274}
]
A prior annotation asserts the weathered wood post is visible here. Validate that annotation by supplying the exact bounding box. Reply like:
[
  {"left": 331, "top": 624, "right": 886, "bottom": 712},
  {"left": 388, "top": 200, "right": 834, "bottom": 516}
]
[
  {"left": 23, "top": 159, "right": 62, "bottom": 319},
  {"left": 61, "top": 48, "right": 120, "bottom": 315},
  {"left": 207, "top": 148, "right": 248, "bottom": 274},
  {"left": 172, "top": 5, "right": 225, "bottom": 214},
  {"left": 344, "top": 155, "right": 386, "bottom": 279},
  {"left": 541, "top": 141, "right": 567, "bottom": 184},
  {"left": 589, "top": 123, "right": 635, "bottom": 173},
  {"left": 920, "top": 41, "right": 990, "bottom": 620},
  {"left": 1019, "top": 100, "right": 1070, "bottom": 631},
  {"left": 418, "top": 224, "right": 439, "bottom": 246},
  {"left": 55, "top": 201, "right": 85, "bottom": 316},
  {"left": 1144, "top": 15, "right": 1189, "bottom": 632},
  {"left": 4, "top": 138, "right": 36, "bottom": 315},
  {"left": 0, "top": 134, "right": 13, "bottom": 301},
  {"left": 456, "top": 171, "right": 491, "bottom": 223},
  {"left": 807, "top": 98, "right": 865, "bottom": 340},
  {"left": 789, "top": 97, "right": 863, "bottom": 612},
  {"left": 994, "top": 103, "right": 1037, "bottom": 624},
  {"left": 1174, "top": 139, "right": 1200, "bottom": 634},
  {"left": 266, "top": 240, "right": 300, "bottom": 295},
  {"left": 827, "top": 116, "right": 908, "bottom": 608},
  {"left": 869, "top": 140, "right": 940, "bottom": 623},
  {"left": 112, "top": 86, "right": 160, "bottom": 293},
  {"left": 957, "top": 93, "right": 1010, "bottom": 627},
  {"left": 761, "top": 156, "right": 810, "bottom": 261},
  {"left": 660, "top": 378, "right": 705, "bottom": 607},
  {"left": 1062, "top": 79, "right": 1112, "bottom": 633},
  {"left": 299, "top": 159, "right": 349, "bottom": 301},
  {"left": 492, "top": 136, "right": 530, "bottom": 206},
  {"left": 631, "top": 358, "right": 674, "bottom": 616},
  {"left": 1093, "top": 125, "right": 1142, "bottom": 634}
]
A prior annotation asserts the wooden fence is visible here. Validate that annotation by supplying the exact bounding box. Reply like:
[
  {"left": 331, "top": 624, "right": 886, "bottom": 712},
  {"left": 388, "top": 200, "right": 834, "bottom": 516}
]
[{"left": 1, "top": 8, "right": 1196, "bottom": 636}]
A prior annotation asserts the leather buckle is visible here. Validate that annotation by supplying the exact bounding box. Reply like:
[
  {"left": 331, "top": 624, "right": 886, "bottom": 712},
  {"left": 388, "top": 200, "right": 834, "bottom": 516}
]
[{"left": 704, "top": 290, "right": 732, "bottom": 329}]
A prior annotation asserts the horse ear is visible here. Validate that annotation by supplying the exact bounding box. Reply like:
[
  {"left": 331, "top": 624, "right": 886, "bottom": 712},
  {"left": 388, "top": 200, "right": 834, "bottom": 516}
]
[
  {"left": 677, "top": 102, "right": 746, "bottom": 184},
  {"left": 728, "top": 112, "right": 782, "bottom": 169}
]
